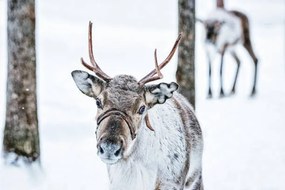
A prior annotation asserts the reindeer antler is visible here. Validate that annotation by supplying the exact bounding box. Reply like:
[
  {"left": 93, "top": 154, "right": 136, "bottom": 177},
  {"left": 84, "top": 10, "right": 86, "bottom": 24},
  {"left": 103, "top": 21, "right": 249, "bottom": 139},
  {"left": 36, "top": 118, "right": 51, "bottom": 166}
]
[
  {"left": 81, "top": 21, "right": 112, "bottom": 81},
  {"left": 138, "top": 33, "right": 182, "bottom": 86}
]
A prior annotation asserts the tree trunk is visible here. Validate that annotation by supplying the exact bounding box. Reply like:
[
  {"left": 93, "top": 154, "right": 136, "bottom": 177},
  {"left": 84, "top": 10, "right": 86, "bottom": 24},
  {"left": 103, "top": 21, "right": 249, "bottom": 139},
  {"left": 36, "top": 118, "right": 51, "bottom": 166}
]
[
  {"left": 3, "top": 0, "right": 40, "bottom": 163},
  {"left": 176, "top": 0, "right": 196, "bottom": 108},
  {"left": 217, "top": 0, "right": 225, "bottom": 8}
]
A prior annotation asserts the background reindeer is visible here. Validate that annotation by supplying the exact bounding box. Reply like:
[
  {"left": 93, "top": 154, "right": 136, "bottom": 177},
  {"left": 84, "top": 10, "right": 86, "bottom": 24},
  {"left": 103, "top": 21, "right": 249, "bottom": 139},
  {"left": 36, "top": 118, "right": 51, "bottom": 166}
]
[
  {"left": 71, "top": 22, "right": 204, "bottom": 190},
  {"left": 198, "top": 0, "right": 258, "bottom": 98}
]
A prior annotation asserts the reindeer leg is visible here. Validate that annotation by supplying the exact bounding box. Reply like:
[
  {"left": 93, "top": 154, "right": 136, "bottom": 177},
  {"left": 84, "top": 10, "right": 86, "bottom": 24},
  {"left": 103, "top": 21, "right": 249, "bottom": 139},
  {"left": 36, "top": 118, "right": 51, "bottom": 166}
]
[
  {"left": 207, "top": 59, "right": 213, "bottom": 98},
  {"left": 242, "top": 25, "right": 258, "bottom": 97},
  {"left": 244, "top": 42, "right": 258, "bottom": 96},
  {"left": 252, "top": 60, "right": 258, "bottom": 96},
  {"left": 205, "top": 47, "right": 214, "bottom": 99},
  {"left": 184, "top": 171, "right": 204, "bottom": 190},
  {"left": 219, "top": 51, "right": 225, "bottom": 98},
  {"left": 230, "top": 51, "right": 241, "bottom": 95}
]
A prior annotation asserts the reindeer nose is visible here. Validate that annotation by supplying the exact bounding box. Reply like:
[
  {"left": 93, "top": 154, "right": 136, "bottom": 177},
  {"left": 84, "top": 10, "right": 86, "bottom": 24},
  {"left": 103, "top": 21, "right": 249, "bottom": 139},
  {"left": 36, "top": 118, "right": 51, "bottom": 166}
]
[
  {"left": 97, "top": 139, "right": 123, "bottom": 163},
  {"left": 99, "top": 143, "right": 122, "bottom": 156}
]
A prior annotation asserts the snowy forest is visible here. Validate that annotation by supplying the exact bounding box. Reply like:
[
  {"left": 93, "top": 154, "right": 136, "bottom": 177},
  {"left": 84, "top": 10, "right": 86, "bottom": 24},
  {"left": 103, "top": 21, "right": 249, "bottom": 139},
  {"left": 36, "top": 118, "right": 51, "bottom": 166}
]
[{"left": 0, "top": 0, "right": 285, "bottom": 189}]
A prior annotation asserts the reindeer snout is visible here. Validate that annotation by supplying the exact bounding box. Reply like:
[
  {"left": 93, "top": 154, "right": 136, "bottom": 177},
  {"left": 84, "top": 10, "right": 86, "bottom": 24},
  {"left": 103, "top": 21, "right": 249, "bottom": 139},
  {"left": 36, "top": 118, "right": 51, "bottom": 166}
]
[{"left": 97, "top": 138, "right": 123, "bottom": 164}]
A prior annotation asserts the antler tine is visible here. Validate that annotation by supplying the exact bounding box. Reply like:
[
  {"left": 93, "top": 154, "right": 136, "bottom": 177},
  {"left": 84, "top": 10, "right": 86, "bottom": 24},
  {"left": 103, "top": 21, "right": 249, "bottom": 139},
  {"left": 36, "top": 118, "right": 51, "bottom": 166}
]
[
  {"left": 138, "top": 33, "right": 182, "bottom": 86},
  {"left": 81, "top": 21, "right": 112, "bottom": 81},
  {"left": 138, "top": 49, "right": 163, "bottom": 84}
]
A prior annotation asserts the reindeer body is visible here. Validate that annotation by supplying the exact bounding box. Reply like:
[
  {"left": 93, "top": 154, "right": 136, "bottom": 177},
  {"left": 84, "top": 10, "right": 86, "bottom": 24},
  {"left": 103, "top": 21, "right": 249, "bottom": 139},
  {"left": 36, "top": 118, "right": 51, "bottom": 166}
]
[
  {"left": 107, "top": 92, "right": 203, "bottom": 190},
  {"left": 202, "top": 7, "right": 258, "bottom": 98},
  {"left": 205, "top": 9, "right": 242, "bottom": 53},
  {"left": 71, "top": 22, "right": 204, "bottom": 190}
]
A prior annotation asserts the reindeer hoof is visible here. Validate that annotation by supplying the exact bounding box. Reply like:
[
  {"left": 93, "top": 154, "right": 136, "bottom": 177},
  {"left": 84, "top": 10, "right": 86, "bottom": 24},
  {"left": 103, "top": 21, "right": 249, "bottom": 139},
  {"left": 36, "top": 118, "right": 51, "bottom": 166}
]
[
  {"left": 250, "top": 90, "right": 256, "bottom": 97},
  {"left": 230, "top": 88, "right": 236, "bottom": 94},
  {"left": 207, "top": 93, "right": 213, "bottom": 99},
  {"left": 219, "top": 93, "right": 225, "bottom": 98},
  {"left": 207, "top": 90, "right": 213, "bottom": 99},
  {"left": 219, "top": 90, "right": 225, "bottom": 98}
]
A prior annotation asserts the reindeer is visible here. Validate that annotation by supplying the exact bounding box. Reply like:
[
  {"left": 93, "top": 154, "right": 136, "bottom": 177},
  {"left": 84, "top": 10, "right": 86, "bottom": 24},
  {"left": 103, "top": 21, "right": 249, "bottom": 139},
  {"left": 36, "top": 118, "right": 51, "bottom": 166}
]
[
  {"left": 198, "top": 0, "right": 258, "bottom": 98},
  {"left": 71, "top": 22, "right": 204, "bottom": 190}
]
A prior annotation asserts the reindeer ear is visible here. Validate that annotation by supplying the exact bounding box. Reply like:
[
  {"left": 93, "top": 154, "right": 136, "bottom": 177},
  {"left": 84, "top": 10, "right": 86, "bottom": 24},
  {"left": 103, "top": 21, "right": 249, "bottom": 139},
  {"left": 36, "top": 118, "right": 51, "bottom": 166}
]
[
  {"left": 145, "top": 82, "right": 178, "bottom": 107},
  {"left": 196, "top": 18, "right": 205, "bottom": 24},
  {"left": 71, "top": 70, "right": 106, "bottom": 97}
]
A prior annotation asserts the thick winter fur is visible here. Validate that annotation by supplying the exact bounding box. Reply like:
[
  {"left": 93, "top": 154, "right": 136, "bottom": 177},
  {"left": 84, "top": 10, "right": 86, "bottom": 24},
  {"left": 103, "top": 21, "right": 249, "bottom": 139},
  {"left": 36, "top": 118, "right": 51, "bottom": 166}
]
[
  {"left": 201, "top": 6, "right": 258, "bottom": 98},
  {"left": 72, "top": 71, "right": 204, "bottom": 190},
  {"left": 108, "top": 93, "right": 203, "bottom": 190}
]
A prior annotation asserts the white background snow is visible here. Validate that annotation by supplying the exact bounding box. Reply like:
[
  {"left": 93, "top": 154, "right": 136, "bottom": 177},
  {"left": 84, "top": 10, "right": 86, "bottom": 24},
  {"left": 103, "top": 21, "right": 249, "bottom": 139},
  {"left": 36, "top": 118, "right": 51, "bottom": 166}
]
[{"left": 0, "top": 0, "right": 285, "bottom": 189}]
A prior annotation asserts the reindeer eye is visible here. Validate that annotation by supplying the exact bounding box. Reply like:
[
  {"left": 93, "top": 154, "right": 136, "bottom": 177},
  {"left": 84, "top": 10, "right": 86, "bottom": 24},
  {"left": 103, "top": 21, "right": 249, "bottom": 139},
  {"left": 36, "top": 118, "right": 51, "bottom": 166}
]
[
  {"left": 96, "top": 98, "right": 103, "bottom": 109},
  {"left": 138, "top": 105, "right": 146, "bottom": 115}
]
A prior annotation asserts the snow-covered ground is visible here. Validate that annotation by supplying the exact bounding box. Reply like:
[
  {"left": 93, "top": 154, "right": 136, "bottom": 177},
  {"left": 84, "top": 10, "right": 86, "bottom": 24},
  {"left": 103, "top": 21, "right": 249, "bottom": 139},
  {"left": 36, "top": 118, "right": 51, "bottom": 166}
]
[{"left": 0, "top": 0, "right": 284, "bottom": 189}]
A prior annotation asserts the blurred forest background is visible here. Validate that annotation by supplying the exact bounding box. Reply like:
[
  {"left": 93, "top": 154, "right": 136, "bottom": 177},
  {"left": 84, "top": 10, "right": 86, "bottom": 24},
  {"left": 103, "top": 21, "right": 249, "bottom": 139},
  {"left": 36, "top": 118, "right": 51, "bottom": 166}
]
[{"left": 0, "top": 0, "right": 285, "bottom": 189}]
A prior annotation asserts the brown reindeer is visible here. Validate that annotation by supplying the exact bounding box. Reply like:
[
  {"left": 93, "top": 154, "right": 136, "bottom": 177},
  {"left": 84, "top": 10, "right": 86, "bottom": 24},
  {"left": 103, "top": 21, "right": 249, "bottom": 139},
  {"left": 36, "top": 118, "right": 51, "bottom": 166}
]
[
  {"left": 71, "top": 22, "right": 204, "bottom": 190},
  {"left": 199, "top": 0, "right": 258, "bottom": 98}
]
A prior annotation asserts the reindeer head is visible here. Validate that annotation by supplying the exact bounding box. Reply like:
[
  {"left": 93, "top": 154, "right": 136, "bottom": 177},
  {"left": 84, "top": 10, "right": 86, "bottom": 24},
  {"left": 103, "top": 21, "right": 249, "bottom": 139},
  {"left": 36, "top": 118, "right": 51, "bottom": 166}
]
[
  {"left": 206, "top": 20, "right": 225, "bottom": 42},
  {"left": 71, "top": 22, "right": 181, "bottom": 165},
  {"left": 198, "top": 18, "right": 225, "bottom": 44}
]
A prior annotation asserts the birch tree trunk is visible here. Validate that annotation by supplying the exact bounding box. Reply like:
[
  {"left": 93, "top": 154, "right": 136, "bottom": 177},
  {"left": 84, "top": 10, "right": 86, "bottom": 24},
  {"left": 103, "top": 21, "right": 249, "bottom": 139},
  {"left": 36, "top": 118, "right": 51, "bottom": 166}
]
[
  {"left": 176, "top": 0, "right": 196, "bottom": 108},
  {"left": 3, "top": 0, "right": 40, "bottom": 163},
  {"left": 217, "top": 0, "right": 225, "bottom": 8}
]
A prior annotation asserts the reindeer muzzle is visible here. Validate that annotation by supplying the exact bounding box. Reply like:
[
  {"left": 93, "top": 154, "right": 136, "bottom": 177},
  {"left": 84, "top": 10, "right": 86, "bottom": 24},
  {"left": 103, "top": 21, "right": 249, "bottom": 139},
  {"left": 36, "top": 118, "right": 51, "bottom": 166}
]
[{"left": 97, "top": 108, "right": 136, "bottom": 140}]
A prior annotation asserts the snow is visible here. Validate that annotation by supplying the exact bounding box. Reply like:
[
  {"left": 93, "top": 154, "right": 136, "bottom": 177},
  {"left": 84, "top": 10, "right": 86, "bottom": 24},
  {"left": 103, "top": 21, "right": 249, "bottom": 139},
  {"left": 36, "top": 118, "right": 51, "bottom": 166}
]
[{"left": 0, "top": 0, "right": 285, "bottom": 189}]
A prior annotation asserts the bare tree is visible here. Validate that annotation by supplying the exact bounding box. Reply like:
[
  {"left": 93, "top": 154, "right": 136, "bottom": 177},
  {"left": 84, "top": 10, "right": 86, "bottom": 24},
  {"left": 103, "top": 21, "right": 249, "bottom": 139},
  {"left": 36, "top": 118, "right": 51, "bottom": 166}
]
[
  {"left": 176, "top": 0, "right": 196, "bottom": 108},
  {"left": 3, "top": 0, "right": 40, "bottom": 163}
]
